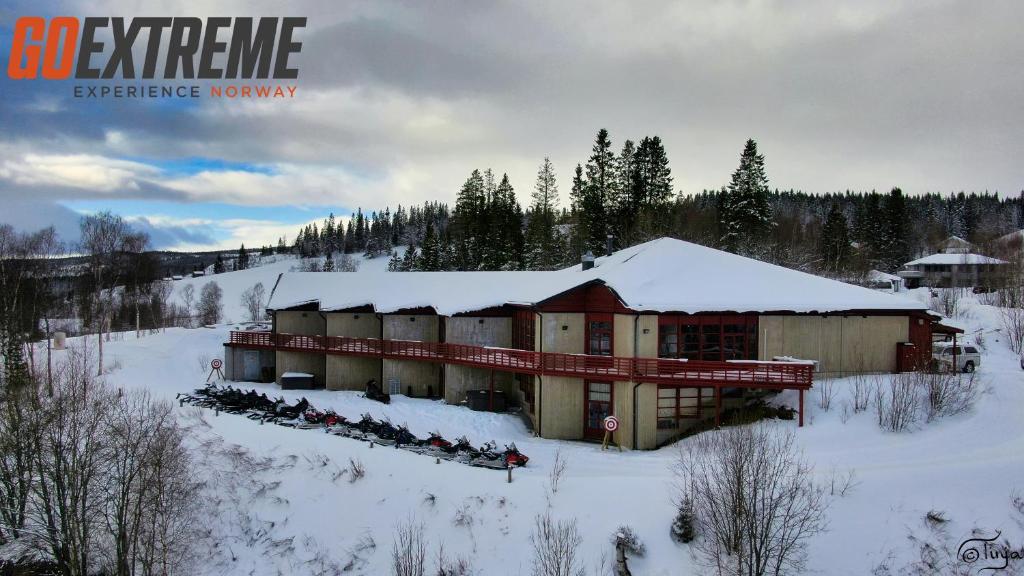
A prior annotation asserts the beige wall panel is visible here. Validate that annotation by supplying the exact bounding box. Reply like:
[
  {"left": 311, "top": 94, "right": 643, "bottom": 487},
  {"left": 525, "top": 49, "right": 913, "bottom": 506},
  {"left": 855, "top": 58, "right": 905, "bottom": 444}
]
[
  {"left": 445, "top": 317, "right": 512, "bottom": 347},
  {"left": 540, "top": 313, "right": 584, "bottom": 354},
  {"left": 383, "top": 359, "right": 441, "bottom": 397},
  {"left": 276, "top": 310, "right": 325, "bottom": 335},
  {"left": 275, "top": 351, "right": 326, "bottom": 386},
  {"left": 539, "top": 376, "right": 584, "bottom": 440},
  {"left": 762, "top": 314, "right": 910, "bottom": 375},
  {"left": 819, "top": 316, "right": 844, "bottom": 374},
  {"left": 326, "top": 356, "right": 381, "bottom": 391},
  {"left": 443, "top": 365, "right": 515, "bottom": 405},
  {"left": 326, "top": 312, "right": 381, "bottom": 338},
  {"left": 634, "top": 383, "right": 659, "bottom": 450},
  {"left": 383, "top": 315, "right": 439, "bottom": 342}
]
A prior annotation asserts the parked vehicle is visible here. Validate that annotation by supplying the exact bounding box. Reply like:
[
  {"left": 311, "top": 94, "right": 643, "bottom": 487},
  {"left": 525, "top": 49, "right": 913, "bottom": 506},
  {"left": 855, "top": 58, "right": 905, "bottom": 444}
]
[{"left": 932, "top": 343, "right": 981, "bottom": 373}]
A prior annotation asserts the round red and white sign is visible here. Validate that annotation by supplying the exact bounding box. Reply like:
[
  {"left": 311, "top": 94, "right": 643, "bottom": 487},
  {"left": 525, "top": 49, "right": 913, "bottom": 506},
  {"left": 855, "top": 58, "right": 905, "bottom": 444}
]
[
  {"left": 211, "top": 358, "right": 223, "bottom": 369},
  {"left": 603, "top": 415, "right": 619, "bottom": 432}
]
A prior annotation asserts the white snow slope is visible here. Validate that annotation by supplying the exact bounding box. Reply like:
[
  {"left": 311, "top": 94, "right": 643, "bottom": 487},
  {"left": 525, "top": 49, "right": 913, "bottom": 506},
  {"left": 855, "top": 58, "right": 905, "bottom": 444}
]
[{"left": 46, "top": 261, "right": 1024, "bottom": 575}]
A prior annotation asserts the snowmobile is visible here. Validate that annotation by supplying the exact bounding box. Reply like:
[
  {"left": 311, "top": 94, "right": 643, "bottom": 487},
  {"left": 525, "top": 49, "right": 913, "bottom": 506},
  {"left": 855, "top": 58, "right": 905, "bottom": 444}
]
[{"left": 363, "top": 379, "right": 391, "bottom": 405}]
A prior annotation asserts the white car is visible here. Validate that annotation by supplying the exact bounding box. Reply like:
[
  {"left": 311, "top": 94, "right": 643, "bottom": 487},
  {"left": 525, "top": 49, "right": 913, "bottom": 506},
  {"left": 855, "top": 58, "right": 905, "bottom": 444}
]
[{"left": 932, "top": 343, "right": 980, "bottom": 373}]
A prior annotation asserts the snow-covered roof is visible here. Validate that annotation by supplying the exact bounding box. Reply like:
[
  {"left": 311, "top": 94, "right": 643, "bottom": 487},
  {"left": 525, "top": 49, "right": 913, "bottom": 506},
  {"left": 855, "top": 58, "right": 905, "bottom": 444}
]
[
  {"left": 904, "top": 253, "right": 1008, "bottom": 266},
  {"left": 267, "top": 238, "right": 928, "bottom": 315},
  {"left": 868, "top": 270, "right": 902, "bottom": 283}
]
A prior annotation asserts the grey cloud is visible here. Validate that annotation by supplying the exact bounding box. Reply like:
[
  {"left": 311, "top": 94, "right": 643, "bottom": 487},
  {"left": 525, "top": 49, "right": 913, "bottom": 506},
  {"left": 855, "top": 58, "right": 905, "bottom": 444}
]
[{"left": 0, "top": 0, "right": 1020, "bottom": 216}]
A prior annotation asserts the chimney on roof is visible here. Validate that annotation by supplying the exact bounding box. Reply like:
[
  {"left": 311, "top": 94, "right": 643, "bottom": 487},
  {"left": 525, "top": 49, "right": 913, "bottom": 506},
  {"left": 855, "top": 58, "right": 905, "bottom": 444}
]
[
  {"left": 606, "top": 234, "right": 614, "bottom": 256},
  {"left": 581, "top": 250, "right": 595, "bottom": 271}
]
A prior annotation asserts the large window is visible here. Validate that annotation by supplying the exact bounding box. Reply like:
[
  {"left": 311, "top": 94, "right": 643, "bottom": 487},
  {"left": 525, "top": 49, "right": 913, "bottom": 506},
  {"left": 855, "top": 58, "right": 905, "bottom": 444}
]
[
  {"left": 658, "top": 315, "right": 758, "bottom": 361},
  {"left": 657, "top": 386, "right": 702, "bottom": 429},
  {"left": 512, "top": 310, "right": 535, "bottom": 351}
]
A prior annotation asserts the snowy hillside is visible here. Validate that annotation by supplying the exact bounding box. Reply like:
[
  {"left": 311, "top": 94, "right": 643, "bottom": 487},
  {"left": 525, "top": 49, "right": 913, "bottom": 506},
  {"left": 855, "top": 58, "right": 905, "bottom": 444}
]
[
  {"left": 40, "top": 285, "right": 1024, "bottom": 574},
  {"left": 169, "top": 252, "right": 397, "bottom": 323}
]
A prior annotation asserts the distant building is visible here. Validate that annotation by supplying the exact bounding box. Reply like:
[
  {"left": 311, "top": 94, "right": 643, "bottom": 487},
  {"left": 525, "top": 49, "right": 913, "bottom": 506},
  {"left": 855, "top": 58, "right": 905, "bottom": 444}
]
[
  {"left": 866, "top": 270, "right": 904, "bottom": 292},
  {"left": 937, "top": 235, "right": 972, "bottom": 254},
  {"left": 897, "top": 253, "right": 1008, "bottom": 289}
]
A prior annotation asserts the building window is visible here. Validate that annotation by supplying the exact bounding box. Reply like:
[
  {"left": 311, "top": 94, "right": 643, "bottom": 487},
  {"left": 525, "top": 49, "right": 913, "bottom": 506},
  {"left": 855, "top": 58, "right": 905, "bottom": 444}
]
[
  {"left": 658, "top": 315, "right": 758, "bottom": 361},
  {"left": 657, "top": 386, "right": 701, "bottom": 429},
  {"left": 658, "top": 324, "right": 678, "bottom": 358},
  {"left": 589, "top": 321, "right": 612, "bottom": 356},
  {"left": 512, "top": 310, "right": 535, "bottom": 351}
]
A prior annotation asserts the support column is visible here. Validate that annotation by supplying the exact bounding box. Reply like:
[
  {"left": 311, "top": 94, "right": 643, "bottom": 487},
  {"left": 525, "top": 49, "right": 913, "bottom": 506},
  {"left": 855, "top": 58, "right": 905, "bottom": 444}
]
[
  {"left": 798, "top": 389, "right": 804, "bottom": 427},
  {"left": 489, "top": 370, "right": 495, "bottom": 411},
  {"left": 714, "top": 387, "right": 722, "bottom": 428}
]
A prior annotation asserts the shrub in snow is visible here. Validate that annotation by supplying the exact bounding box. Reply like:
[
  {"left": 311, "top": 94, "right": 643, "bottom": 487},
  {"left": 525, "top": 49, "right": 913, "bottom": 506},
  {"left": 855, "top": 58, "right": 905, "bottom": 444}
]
[
  {"left": 874, "top": 377, "right": 920, "bottom": 432},
  {"left": 392, "top": 519, "right": 427, "bottom": 576},
  {"left": 851, "top": 375, "right": 872, "bottom": 413},
  {"left": 610, "top": 525, "right": 646, "bottom": 557},
  {"left": 435, "top": 545, "right": 474, "bottom": 576},
  {"left": 674, "top": 424, "right": 827, "bottom": 575},
  {"left": 348, "top": 457, "right": 366, "bottom": 483},
  {"left": 530, "top": 512, "right": 585, "bottom": 576},
  {"left": 670, "top": 497, "right": 696, "bottom": 544},
  {"left": 817, "top": 379, "right": 835, "bottom": 411},
  {"left": 549, "top": 449, "right": 567, "bottom": 495},
  {"left": 874, "top": 371, "right": 981, "bottom": 432}
]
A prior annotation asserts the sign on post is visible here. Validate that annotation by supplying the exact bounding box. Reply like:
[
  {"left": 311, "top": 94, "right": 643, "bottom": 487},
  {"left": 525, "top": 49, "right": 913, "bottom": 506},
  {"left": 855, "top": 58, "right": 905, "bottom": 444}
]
[
  {"left": 207, "top": 358, "right": 225, "bottom": 382},
  {"left": 601, "top": 415, "right": 621, "bottom": 451}
]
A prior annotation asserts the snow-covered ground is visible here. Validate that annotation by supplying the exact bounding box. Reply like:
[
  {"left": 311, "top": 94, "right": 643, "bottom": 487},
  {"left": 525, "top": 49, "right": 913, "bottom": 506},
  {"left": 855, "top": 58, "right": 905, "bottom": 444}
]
[{"left": 46, "top": 262, "right": 1024, "bottom": 574}]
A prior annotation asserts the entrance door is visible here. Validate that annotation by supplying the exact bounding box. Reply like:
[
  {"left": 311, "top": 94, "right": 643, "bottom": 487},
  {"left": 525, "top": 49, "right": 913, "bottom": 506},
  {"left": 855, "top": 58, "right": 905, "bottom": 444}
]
[
  {"left": 243, "top": 350, "right": 260, "bottom": 381},
  {"left": 585, "top": 381, "right": 613, "bottom": 439}
]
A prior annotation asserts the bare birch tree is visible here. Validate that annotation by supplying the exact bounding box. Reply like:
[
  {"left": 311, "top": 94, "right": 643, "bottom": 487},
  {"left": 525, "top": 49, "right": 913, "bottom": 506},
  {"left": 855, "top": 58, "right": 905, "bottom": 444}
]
[{"left": 675, "top": 424, "right": 827, "bottom": 576}]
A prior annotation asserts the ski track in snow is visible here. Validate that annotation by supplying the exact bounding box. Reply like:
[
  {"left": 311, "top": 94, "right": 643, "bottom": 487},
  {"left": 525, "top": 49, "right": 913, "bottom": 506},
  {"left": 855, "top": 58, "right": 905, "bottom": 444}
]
[{"left": 42, "top": 261, "right": 1024, "bottom": 575}]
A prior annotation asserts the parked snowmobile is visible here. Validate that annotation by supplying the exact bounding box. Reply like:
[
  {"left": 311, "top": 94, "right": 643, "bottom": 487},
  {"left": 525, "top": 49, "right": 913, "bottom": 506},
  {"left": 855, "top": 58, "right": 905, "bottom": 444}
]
[{"left": 364, "top": 379, "right": 391, "bottom": 404}]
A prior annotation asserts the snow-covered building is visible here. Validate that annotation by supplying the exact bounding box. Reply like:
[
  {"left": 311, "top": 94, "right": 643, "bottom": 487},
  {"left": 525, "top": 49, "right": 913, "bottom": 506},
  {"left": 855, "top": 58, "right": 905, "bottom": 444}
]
[
  {"left": 897, "top": 252, "right": 1009, "bottom": 289},
  {"left": 226, "top": 238, "right": 941, "bottom": 449},
  {"left": 937, "top": 235, "right": 973, "bottom": 254}
]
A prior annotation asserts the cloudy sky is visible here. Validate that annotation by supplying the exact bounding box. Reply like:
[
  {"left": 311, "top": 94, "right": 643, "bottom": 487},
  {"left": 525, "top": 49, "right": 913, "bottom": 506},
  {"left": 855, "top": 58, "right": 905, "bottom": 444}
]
[{"left": 1, "top": 0, "right": 1021, "bottom": 250}]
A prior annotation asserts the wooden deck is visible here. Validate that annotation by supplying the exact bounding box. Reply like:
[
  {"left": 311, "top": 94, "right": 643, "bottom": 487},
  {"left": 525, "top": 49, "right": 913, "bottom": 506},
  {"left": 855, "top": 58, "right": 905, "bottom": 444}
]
[{"left": 227, "top": 331, "right": 814, "bottom": 390}]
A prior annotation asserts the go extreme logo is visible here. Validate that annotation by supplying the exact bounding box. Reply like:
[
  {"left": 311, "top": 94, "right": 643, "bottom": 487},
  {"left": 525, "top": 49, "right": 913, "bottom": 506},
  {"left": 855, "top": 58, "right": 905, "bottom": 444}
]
[{"left": 7, "top": 17, "right": 306, "bottom": 100}]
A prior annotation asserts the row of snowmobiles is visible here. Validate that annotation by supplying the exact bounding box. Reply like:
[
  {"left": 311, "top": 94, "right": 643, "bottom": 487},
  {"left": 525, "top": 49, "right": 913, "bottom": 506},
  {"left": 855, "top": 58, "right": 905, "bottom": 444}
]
[{"left": 177, "top": 383, "right": 528, "bottom": 470}]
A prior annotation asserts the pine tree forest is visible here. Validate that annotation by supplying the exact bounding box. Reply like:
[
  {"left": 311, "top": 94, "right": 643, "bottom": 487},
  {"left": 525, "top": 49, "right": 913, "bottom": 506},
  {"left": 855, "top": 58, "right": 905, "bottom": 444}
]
[{"left": 288, "top": 130, "right": 1024, "bottom": 280}]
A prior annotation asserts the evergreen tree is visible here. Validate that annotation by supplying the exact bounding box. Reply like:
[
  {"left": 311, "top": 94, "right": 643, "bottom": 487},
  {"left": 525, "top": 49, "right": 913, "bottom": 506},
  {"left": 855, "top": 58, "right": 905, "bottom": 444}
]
[
  {"left": 400, "top": 245, "right": 419, "bottom": 271},
  {"left": 718, "top": 138, "right": 774, "bottom": 255},
  {"left": 525, "top": 157, "right": 561, "bottom": 269},
  {"left": 611, "top": 139, "right": 637, "bottom": 239},
  {"left": 481, "top": 174, "right": 524, "bottom": 270},
  {"left": 452, "top": 169, "right": 487, "bottom": 270},
  {"left": 568, "top": 163, "right": 587, "bottom": 259},
  {"left": 819, "top": 204, "right": 851, "bottom": 273},
  {"left": 418, "top": 222, "right": 441, "bottom": 271},
  {"left": 585, "top": 129, "right": 614, "bottom": 253},
  {"left": 213, "top": 253, "right": 225, "bottom": 274},
  {"left": 236, "top": 243, "right": 249, "bottom": 270},
  {"left": 881, "top": 187, "right": 909, "bottom": 270},
  {"left": 322, "top": 251, "right": 335, "bottom": 272},
  {"left": 387, "top": 250, "right": 401, "bottom": 272}
]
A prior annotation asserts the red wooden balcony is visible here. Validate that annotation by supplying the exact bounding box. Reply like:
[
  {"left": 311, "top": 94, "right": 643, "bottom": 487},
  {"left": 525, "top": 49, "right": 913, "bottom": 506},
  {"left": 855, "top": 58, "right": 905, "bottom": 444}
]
[{"left": 227, "top": 331, "right": 813, "bottom": 390}]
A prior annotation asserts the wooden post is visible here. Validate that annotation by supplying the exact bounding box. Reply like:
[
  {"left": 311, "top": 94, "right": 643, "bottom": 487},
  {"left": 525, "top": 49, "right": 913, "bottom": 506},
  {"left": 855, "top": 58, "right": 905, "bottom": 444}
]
[
  {"left": 714, "top": 387, "right": 722, "bottom": 428},
  {"left": 798, "top": 389, "right": 804, "bottom": 427},
  {"left": 952, "top": 333, "right": 958, "bottom": 372}
]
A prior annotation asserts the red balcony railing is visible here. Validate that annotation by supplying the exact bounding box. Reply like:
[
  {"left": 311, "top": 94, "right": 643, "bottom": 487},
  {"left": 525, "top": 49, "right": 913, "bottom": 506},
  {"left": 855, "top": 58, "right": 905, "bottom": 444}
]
[{"left": 227, "top": 331, "right": 813, "bottom": 389}]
